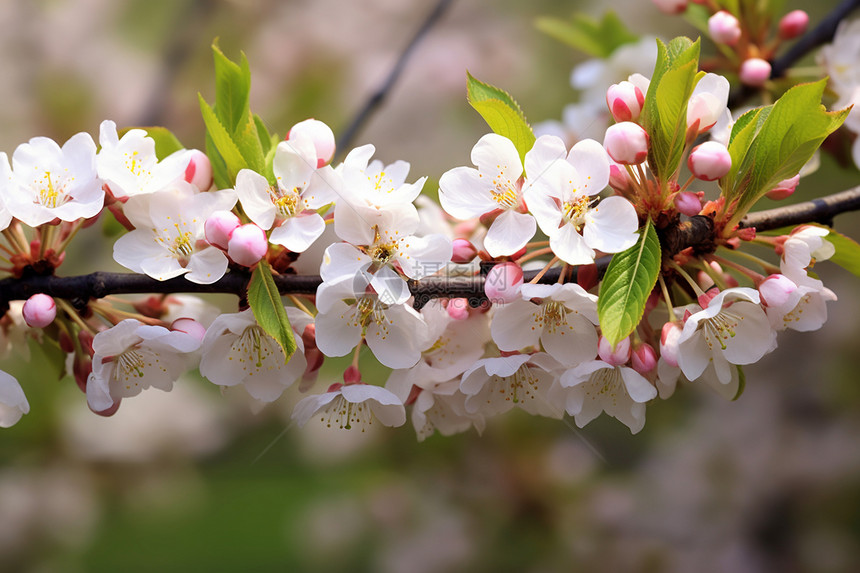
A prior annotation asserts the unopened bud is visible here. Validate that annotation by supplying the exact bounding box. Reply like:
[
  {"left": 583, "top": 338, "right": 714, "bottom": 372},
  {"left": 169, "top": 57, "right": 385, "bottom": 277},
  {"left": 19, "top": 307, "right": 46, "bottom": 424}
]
[
  {"left": 606, "top": 81, "right": 645, "bottom": 123},
  {"left": 765, "top": 174, "right": 799, "bottom": 200},
  {"left": 287, "top": 119, "right": 336, "bottom": 168},
  {"left": 631, "top": 343, "right": 658, "bottom": 375},
  {"left": 674, "top": 191, "right": 703, "bottom": 217},
  {"left": 227, "top": 224, "right": 269, "bottom": 267},
  {"left": 22, "top": 294, "right": 56, "bottom": 328},
  {"left": 652, "top": 0, "right": 687, "bottom": 14},
  {"left": 598, "top": 336, "right": 631, "bottom": 366},
  {"left": 758, "top": 274, "right": 797, "bottom": 307},
  {"left": 739, "top": 58, "right": 771, "bottom": 87},
  {"left": 688, "top": 141, "right": 731, "bottom": 181},
  {"left": 447, "top": 298, "right": 470, "bottom": 320},
  {"left": 697, "top": 287, "right": 721, "bottom": 309},
  {"left": 484, "top": 262, "right": 523, "bottom": 305},
  {"left": 604, "top": 122, "right": 649, "bottom": 165},
  {"left": 708, "top": 11, "right": 741, "bottom": 46},
  {"left": 779, "top": 10, "right": 809, "bottom": 40},
  {"left": 205, "top": 210, "right": 241, "bottom": 250},
  {"left": 660, "top": 322, "right": 683, "bottom": 367},
  {"left": 451, "top": 238, "right": 478, "bottom": 263},
  {"left": 608, "top": 163, "right": 634, "bottom": 195},
  {"left": 171, "top": 318, "right": 206, "bottom": 342},
  {"left": 184, "top": 150, "right": 213, "bottom": 191}
]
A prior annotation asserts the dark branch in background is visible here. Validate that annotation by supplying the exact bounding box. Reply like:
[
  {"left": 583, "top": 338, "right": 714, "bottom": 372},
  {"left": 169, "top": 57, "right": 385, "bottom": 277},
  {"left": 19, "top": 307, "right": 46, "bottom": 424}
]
[
  {"left": 2, "top": 187, "right": 859, "bottom": 314},
  {"left": 334, "top": 0, "right": 454, "bottom": 157},
  {"left": 728, "top": 0, "right": 860, "bottom": 108}
]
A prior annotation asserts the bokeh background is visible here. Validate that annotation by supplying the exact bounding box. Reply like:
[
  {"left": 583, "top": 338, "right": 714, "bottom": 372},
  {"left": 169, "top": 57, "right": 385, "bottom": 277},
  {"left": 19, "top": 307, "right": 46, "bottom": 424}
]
[{"left": 1, "top": 0, "right": 859, "bottom": 571}]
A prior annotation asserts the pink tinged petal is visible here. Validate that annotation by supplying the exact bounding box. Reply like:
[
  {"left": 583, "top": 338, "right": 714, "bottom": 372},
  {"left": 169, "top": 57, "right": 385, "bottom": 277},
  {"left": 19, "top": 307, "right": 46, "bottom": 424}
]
[
  {"left": 619, "top": 367, "right": 658, "bottom": 402},
  {"left": 523, "top": 185, "right": 563, "bottom": 236},
  {"left": 583, "top": 196, "right": 639, "bottom": 253},
  {"left": 484, "top": 210, "right": 536, "bottom": 257},
  {"left": 185, "top": 247, "right": 229, "bottom": 284},
  {"left": 471, "top": 133, "right": 523, "bottom": 181},
  {"left": 315, "top": 302, "right": 363, "bottom": 358},
  {"left": 396, "top": 234, "right": 452, "bottom": 279},
  {"left": 320, "top": 243, "right": 371, "bottom": 283},
  {"left": 491, "top": 300, "right": 543, "bottom": 351},
  {"left": 550, "top": 223, "right": 594, "bottom": 265},
  {"left": 0, "top": 371, "right": 29, "bottom": 428},
  {"left": 438, "top": 167, "right": 498, "bottom": 219},
  {"left": 235, "top": 169, "right": 277, "bottom": 229},
  {"left": 341, "top": 384, "right": 406, "bottom": 427},
  {"left": 523, "top": 135, "right": 567, "bottom": 180},
  {"left": 291, "top": 392, "right": 340, "bottom": 427},
  {"left": 656, "top": 359, "right": 679, "bottom": 399},
  {"left": 270, "top": 213, "right": 325, "bottom": 253},
  {"left": 566, "top": 139, "right": 610, "bottom": 195},
  {"left": 541, "top": 314, "right": 598, "bottom": 367}
]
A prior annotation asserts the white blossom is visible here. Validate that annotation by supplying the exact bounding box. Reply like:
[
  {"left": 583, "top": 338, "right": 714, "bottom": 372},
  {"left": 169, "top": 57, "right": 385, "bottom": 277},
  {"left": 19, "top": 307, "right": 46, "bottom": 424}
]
[
  {"left": 460, "top": 353, "right": 563, "bottom": 418},
  {"left": 0, "top": 370, "right": 29, "bottom": 428},
  {"left": 292, "top": 383, "right": 406, "bottom": 431}
]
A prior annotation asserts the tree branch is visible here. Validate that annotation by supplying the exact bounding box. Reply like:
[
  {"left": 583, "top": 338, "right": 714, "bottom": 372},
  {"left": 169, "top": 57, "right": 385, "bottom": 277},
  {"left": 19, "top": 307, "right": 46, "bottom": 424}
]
[
  {"left": 1, "top": 187, "right": 859, "bottom": 314},
  {"left": 334, "top": 0, "right": 454, "bottom": 158}
]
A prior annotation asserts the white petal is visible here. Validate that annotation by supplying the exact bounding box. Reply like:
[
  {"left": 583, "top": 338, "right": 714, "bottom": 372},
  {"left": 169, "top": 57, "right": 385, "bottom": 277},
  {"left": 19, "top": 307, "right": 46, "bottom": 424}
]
[
  {"left": 471, "top": 133, "right": 523, "bottom": 181},
  {"left": 0, "top": 371, "right": 29, "bottom": 428},
  {"left": 438, "top": 167, "right": 498, "bottom": 219},
  {"left": 583, "top": 196, "right": 639, "bottom": 253},
  {"left": 524, "top": 134, "right": 567, "bottom": 180},
  {"left": 270, "top": 213, "right": 325, "bottom": 253},
  {"left": 185, "top": 247, "right": 229, "bottom": 284},
  {"left": 620, "top": 367, "right": 658, "bottom": 402},
  {"left": 491, "top": 300, "right": 542, "bottom": 351},
  {"left": 484, "top": 210, "right": 535, "bottom": 257},
  {"left": 567, "top": 139, "right": 610, "bottom": 196},
  {"left": 235, "top": 169, "right": 276, "bottom": 230},
  {"left": 550, "top": 223, "right": 594, "bottom": 265}
]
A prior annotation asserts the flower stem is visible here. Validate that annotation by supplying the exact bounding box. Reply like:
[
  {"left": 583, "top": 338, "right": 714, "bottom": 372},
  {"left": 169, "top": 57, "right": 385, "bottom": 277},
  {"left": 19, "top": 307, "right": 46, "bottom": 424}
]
[
  {"left": 658, "top": 274, "right": 677, "bottom": 323},
  {"left": 668, "top": 260, "right": 705, "bottom": 296},
  {"left": 516, "top": 246, "right": 554, "bottom": 265},
  {"left": 529, "top": 256, "right": 560, "bottom": 284}
]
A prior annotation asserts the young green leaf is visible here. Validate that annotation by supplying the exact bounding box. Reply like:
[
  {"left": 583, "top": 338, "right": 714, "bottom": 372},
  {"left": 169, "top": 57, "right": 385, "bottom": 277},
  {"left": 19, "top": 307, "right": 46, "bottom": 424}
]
[
  {"left": 597, "top": 219, "right": 661, "bottom": 346},
  {"left": 248, "top": 261, "right": 297, "bottom": 363},
  {"left": 466, "top": 72, "right": 535, "bottom": 164},
  {"left": 724, "top": 80, "right": 850, "bottom": 226},
  {"left": 639, "top": 37, "right": 701, "bottom": 181},
  {"left": 534, "top": 11, "right": 637, "bottom": 58},
  {"left": 199, "top": 94, "right": 248, "bottom": 184},
  {"left": 212, "top": 42, "right": 251, "bottom": 134}
]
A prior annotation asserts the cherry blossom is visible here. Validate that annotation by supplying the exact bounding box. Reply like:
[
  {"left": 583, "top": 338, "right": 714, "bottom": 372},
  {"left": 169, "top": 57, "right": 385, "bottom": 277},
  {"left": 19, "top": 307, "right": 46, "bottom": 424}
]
[
  {"left": 113, "top": 182, "right": 237, "bottom": 284},
  {"left": 523, "top": 136, "right": 638, "bottom": 265},
  {"left": 292, "top": 382, "right": 406, "bottom": 431},
  {"left": 2, "top": 133, "right": 103, "bottom": 227},
  {"left": 460, "top": 353, "right": 564, "bottom": 418},
  {"left": 438, "top": 133, "right": 536, "bottom": 257}
]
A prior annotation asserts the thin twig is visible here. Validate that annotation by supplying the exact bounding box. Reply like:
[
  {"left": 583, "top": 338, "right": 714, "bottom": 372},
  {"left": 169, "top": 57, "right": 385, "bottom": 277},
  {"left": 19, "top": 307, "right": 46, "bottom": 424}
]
[{"left": 335, "top": 0, "right": 454, "bottom": 157}]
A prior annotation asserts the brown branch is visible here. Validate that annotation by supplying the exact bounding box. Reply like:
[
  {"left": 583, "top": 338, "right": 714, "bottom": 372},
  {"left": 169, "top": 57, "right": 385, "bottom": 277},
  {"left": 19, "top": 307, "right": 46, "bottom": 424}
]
[{"left": 2, "top": 187, "right": 859, "bottom": 314}]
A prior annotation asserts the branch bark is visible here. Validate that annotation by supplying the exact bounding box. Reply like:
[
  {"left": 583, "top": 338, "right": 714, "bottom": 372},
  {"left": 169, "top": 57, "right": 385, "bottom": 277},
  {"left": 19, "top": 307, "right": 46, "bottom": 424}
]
[{"left": 1, "top": 187, "right": 859, "bottom": 313}]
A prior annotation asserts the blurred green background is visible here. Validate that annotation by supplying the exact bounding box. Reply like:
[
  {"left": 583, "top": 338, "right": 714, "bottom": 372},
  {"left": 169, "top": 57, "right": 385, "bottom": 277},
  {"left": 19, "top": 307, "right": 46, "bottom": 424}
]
[{"left": 1, "top": 0, "right": 860, "bottom": 571}]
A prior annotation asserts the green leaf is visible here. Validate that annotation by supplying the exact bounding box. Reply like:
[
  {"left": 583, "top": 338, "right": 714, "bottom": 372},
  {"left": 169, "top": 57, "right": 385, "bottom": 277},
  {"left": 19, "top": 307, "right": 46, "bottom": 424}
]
[
  {"left": 199, "top": 94, "right": 248, "bottom": 184},
  {"left": 640, "top": 37, "right": 701, "bottom": 181},
  {"left": 597, "top": 219, "right": 662, "bottom": 346},
  {"left": 467, "top": 72, "right": 535, "bottom": 164},
  {"left": 205, "top": 130, "right": 230, "bottom": 190},
  {"left": 535, "top": 11, "right": 637, "bottom": 58},
  {"left": 813, "top": 225, "right": 860, "bottom": 278},
  {"left": 212, "top": 42, "right": 251, "bottom": 133},
  {"left": 724, "top": 80, "right": 850, "bottom": 224},
  {"left": 118, "top": 126, "right": 184, "bottom": 160},
  {"left": 248, "top": 260, "right": 297, "bottom": 362}
]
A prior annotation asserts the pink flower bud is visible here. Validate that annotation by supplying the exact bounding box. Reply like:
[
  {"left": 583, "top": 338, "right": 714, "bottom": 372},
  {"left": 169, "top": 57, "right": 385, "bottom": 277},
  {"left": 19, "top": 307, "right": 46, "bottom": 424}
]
[
  {"left": 484, "top": 262, "right": 523, "bottom": 305},
  {"left": 598, "top": 336, "right": 631, "bottom": 366},
  {"left": 688, "top": 141, "right": 732, "bottom": 181},
  {"left": 447, "top": 298, "right": 470, "bottom": 320},
  {"left": 697, "top": 287, "right": 721, "bottom": 309},
  {"left": 631, "top": 343, "right": 658, "bottom": 375},
  {"left": 758, "top": 274, "right": 797, "bottom": 307},
  {"left": 22, "top": 293, "right": 56, "bottom": 328},
  {"left": 205, "top": 210, "right": 241, "bottom": 249},
  {"left": 343, "top": 365, "right": 362, "bottom": 384},
  {"left": 604, "top": 122, "right": 649, "bottom": 165},
  {"left": 606, "top": 81, "right": 645, "bottom": 123},
  {"left": 739, "top": 58, "right": 771, "bottom": 87},
  {"left": 674, "top": 191, "right": 703, "bottom": 217},
  {"left": 608, "top": 163, "right": 634, "bottom": 195},
  {"left": 451, "top": 238, "right": 478, "bottom": 263},
  {"left": 779, "top": 10, "right": 809, "bottom": 40},
  {"left": 660, "top": 321, "right": 683, "bottom": 367},
  {"left": 227, "top": 223, "right": 269, "bottom": 267},
  {"left": 170, "top": 318, "right": 206, "bottom": 342},
  {"left": 287, "top": 119, "right": 336, "bottom": 168},
  {"left": 708, "top": 11, "right": 741, "bottom": 45},
  {"left": 765, "top": 174, "right": 799, "bottom": 200},
  {"left": 652, "top": 0, "right": 687, "bottom": 14},
  {"left": 183, "top": 150, "right": 213, "bottom": 191}
]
